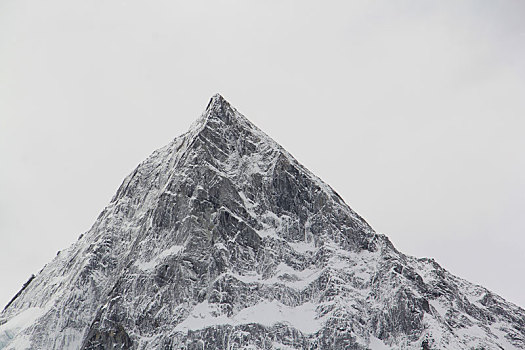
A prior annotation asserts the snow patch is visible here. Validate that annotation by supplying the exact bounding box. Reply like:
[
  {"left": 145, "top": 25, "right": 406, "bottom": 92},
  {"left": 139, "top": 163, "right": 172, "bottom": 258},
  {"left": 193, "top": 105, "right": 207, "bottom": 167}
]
[
  {"left": 214, "top": 243, "right": 227, "bottom": 251},
  {"left": 429, "top": 299, "right": 448, "bottom": 318},
  {"left": 288, "top": 240, "right": 317, "bottom": 253},
  {"left": 175, "top": 300, "right": 323, "bottom": 334},
  {"left": 369, "top": 336, "right": 390, "bottom": 350},
  {"left": 135, "top": 245, "right": 184, "bottom": 271},
  {"left": 228, "top": 263, "right": 323, "bottom": 290}
]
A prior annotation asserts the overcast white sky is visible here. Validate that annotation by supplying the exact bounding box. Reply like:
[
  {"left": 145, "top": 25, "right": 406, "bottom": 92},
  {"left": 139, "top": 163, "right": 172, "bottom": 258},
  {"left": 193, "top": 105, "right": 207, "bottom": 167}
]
[{"left": 1, "top": 1, "right": 524, "bottom": 309}]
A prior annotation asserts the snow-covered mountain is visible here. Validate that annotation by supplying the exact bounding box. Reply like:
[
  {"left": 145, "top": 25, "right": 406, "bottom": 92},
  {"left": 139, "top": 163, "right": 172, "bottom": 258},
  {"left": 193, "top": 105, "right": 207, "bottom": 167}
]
[{"left": 1, "top": 94, "right": 524, "bottom": 349}]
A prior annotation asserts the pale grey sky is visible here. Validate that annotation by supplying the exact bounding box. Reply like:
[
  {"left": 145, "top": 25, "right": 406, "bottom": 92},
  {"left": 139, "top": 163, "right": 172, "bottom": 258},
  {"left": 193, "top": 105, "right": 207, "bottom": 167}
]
[{"left": 1, "top": 1, "right": 524, "bottom": 309}]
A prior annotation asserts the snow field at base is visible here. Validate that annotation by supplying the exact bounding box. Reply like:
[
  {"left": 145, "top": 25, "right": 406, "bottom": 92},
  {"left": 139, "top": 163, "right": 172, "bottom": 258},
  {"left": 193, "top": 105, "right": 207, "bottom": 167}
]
[
  {"left": 368, "top": 335, "right": 391, "bottom": 350},
  {"left": 174, "top": 300, "right": 323, "bottom": 334},
  {"left": 271, "top": 342, "right": 296, "bottom": 350},
  {"left": 0, "top": 307, "right": 45, "bottom": 350}
]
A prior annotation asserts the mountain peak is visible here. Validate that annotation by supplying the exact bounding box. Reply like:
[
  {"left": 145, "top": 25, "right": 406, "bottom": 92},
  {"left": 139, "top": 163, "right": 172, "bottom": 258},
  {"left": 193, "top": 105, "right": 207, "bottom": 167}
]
[
  {"left": 204, "top": 93, "right": 235, "bottom": 123},
  {"left": 189, "top": 93, "right": 260, "bottom": 150},
  {"left": 187, "top": 93, "right": 246, "bottom": 146},
  {"left": 1, "top": 96, "right": 524, "bottom": 350},
  {"left": 207, "top": 93, "right": 228, "bottom": 108}
]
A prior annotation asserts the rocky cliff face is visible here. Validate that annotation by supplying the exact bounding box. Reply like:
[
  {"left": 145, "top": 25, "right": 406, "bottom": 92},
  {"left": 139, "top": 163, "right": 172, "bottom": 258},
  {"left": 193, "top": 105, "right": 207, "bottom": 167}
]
[{"left": 1, "top": 94, "right": 524, "bottom": 350}]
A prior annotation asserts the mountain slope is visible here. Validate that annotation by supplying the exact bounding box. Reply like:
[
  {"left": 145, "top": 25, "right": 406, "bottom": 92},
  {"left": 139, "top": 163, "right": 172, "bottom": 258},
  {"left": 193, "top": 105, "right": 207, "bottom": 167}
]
[{"left": 1, "top": 94, "right": 524, "bottom": 349}]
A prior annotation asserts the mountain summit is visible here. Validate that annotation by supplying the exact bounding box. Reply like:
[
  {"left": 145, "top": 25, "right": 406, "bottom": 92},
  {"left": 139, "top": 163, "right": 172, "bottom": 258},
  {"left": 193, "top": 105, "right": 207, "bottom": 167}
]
[{"left": 1, "top": 95, "right": 524, "bottom": 349}]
